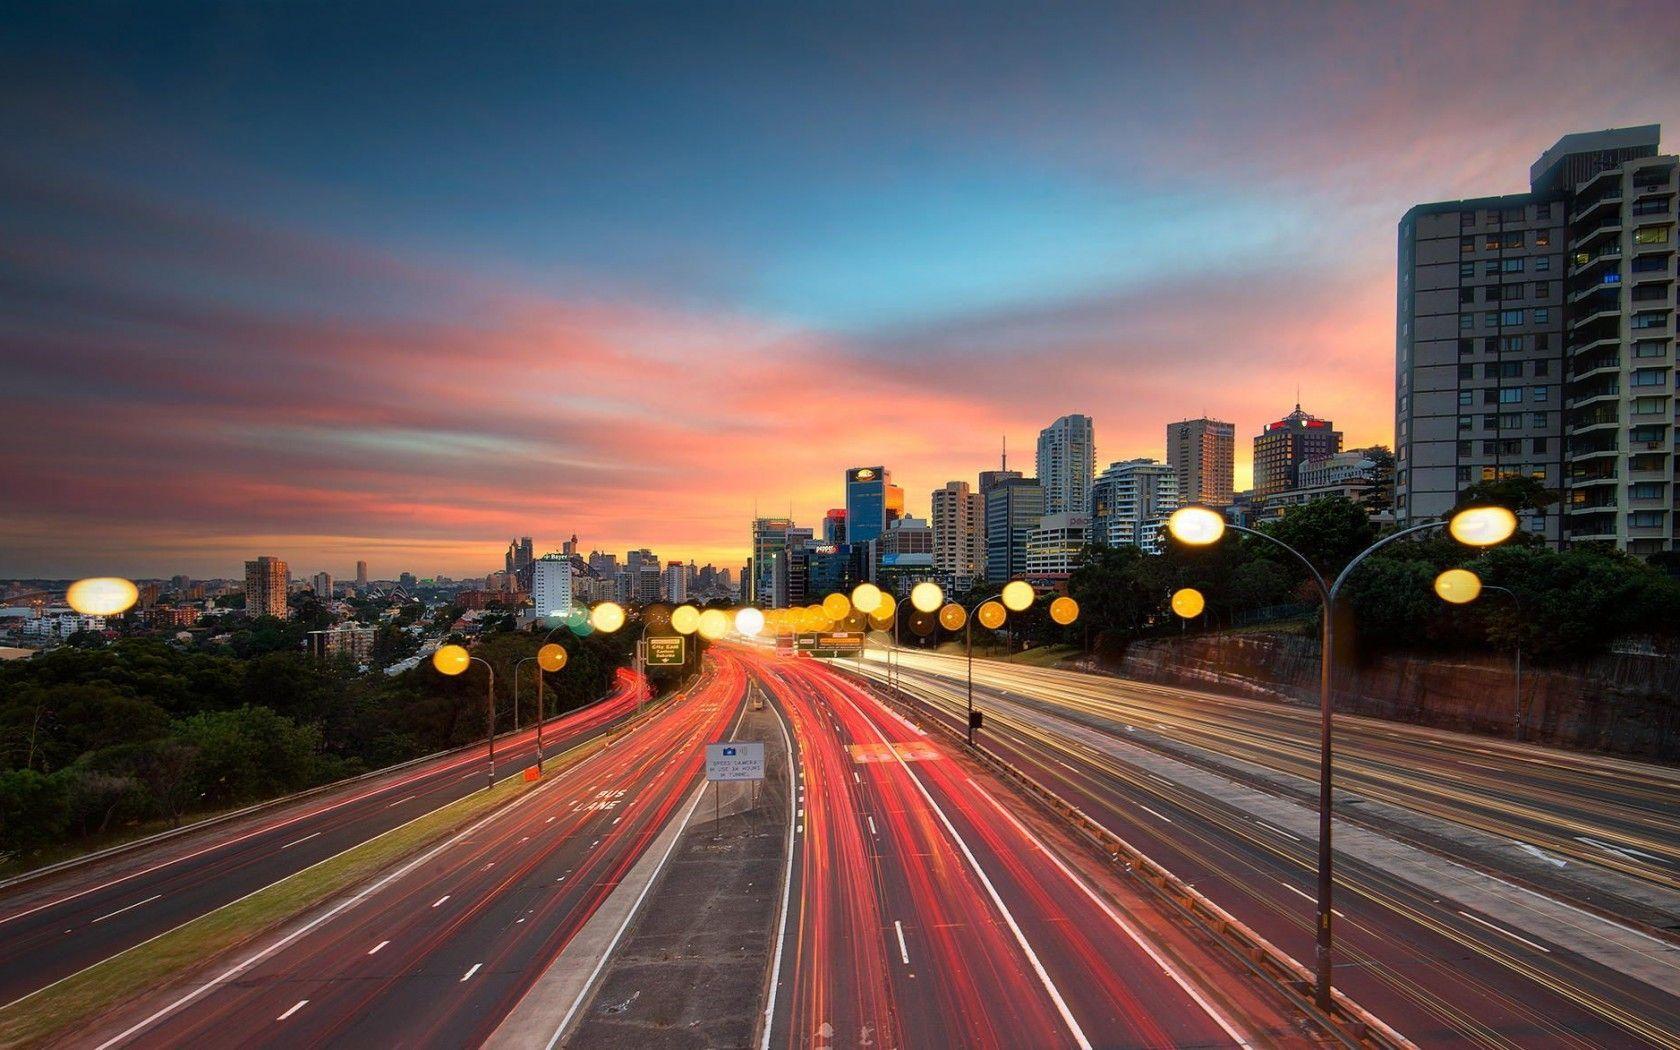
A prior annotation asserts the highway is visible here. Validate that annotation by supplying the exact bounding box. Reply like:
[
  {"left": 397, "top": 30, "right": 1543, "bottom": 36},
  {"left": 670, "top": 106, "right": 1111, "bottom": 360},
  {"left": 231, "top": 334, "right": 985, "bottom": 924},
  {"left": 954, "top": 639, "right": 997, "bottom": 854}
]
[
  {"left": 88, "top": 655, "right": 747, "bottom": 1048},
  {"left": 0, "top": 669, "right": 647, "bottom": 1011},
  {"left": 742, "top": 648, "right": 1279, "bottom": 1049},
  {"left": 846, "top": 648, "right": 1680, "bottom": 1047}
]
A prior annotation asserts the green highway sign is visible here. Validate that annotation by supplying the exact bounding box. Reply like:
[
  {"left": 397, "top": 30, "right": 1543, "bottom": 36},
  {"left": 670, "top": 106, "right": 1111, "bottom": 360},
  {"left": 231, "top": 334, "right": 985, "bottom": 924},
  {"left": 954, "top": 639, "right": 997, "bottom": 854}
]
[{"left": 646, "top": 635, "right": 687, "bottom": 667}]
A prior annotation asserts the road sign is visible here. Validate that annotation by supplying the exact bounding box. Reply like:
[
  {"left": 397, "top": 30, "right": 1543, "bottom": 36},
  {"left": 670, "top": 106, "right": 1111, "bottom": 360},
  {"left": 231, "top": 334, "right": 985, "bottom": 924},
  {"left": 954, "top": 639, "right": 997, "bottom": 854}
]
[
  {"left": 646, "top": 635, "right": 686, "bottom": 667},
  {"left": 705, "top": 741, "right": 765, "bottom": 781},
  {"left": 794, "top": 632, "right": 862, "bottom": 652}
]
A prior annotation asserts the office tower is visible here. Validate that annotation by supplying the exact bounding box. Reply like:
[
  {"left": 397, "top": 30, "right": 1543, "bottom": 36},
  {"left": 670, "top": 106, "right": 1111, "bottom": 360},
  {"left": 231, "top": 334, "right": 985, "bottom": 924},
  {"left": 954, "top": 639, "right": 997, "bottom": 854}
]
[
  {"left": 562, "top": 533, "right": 579, "bottom": 557},
  {"left": 984, "top": 477, "right": 1044, "bottom": 583},
  {"left": 355, "top": 560, "right": 368, "bottom": 588},
  {"left": 1036, "top": 414, "right": 1096, "bottom": 516},
  {"left": 398, "top": 571, "right": 417, "bottom": 591},
  {"left": 845, "top": 467, "right": 902, "bottom": 547},
  {"left": 1166, "top": 418, "right": 1236, "bottom": 506},
  {"left": 532, "top": 554, "right": 573, "bottom": 620},
  {"left": 750, "top": 518, "right": 794, "bottom": 606},
  {"left": 1090, "top": 459, "right": 1179, "bottom": 550},
  {"left": 311, "top": 572, "right": 333, "bottom": 598},
  {"left": 1398, "top": 125, "right": 1675, "bottom": 554},
  {"left": 931, "top": 481, "right": 984, "bottom": 589},
  {"left": 823, "top": 508, "right": 847, "bottom": 545},
  {"left": 244, "top": 556, "right": 290, "bottom": 618},
  {"left": 1025, "top": 512, "right": 1090, "bottom": 578},
  {"left": 664, "top": 561, "right": 688, "bottom": 602},
  {"left": 1253, "top": 404, "right": 1342, "bottom": 498}
]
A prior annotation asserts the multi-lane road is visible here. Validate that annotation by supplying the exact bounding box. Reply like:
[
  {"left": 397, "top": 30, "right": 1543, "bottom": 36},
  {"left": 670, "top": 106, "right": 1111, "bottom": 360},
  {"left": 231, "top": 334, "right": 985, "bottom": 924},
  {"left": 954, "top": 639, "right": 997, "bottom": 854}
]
[
  {"left": 85, "top": 657, "right": 747, "bottom": 1048},
  {"left": 743, "top": 648, "right": 1284, "bottom": 1049},
  {"left": 847, "top": 647, "right": 1680, "bottom": 1047},
  {"left": 0, "top": 669, "right": 647, "bottom": 1012}
]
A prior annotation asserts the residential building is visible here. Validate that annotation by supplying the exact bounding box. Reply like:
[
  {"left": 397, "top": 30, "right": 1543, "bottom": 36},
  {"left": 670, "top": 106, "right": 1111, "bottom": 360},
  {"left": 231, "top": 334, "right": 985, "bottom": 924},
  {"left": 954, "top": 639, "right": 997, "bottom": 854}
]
[
  {"left": 663, "top": 561, "right": 687, "bottom": 602},
  {"left": 1036, "top": 414, "right": 1096, "bottom": 516},
  {"left": 984, "top": 477, "right": 1044, "bottom": 583},
  {"left": 1397, "top": 125, "right": 1677, "bottom": 553},
  {"left": 1253, "top": 404, "right": 1342, "bottom": 498},
  {"left": 532, "top": 554, "right": 573, "bottom": 620},
  {"left": 1025, "top": 512, "right": 1089, "bottom": 579},
  {"left": 1090, "top": 459, "right": 1178, "bottom": 549},
  {"left": 931, "top": 480, "right": 984, "bottom": 589},
  {"left": 307, "top": 625, "right": 375, "bottom": 663},
  {"left": 244, "top": 556, "right": 289, "bottom": 618},
  {"left": 750, "top": 518, "right": 795, "bottom": 606},
  {"left": 311, "top": 572, "right": 333, "bottom": 598},
  {"left": 1257, "top": 449, "right": 1393, "bottom": 524},
  {"left": 1166, "top": 418, "right": 1235, "bottom": 506}
]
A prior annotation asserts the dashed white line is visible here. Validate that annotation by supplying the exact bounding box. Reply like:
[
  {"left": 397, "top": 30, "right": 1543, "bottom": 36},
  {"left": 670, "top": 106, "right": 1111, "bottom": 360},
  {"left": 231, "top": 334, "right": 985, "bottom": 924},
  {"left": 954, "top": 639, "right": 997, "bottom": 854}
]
[
  {"left": 1253, "top": 820, "right": 1299, "bottom": 841},
  {"left": 432, "top": 895, "right": 450, "bottom": 908},
  {"left": 386, "top": 794, "right": 417, "bottom": 808},
  {"left": 867, "top": 815, "right": 878, "bottom": 835},
  {"left": 281, "top": 831, "right": 322, "bottom": 850},
  {"left": 1278, "top": 881, "right": 1344, "bottom": 918},
  {"left": 276, "top": 1000, "right": 309, "bottom": 1021},
  {"left": 1457, "top": 910, "right": 1552, "bottom": 953},
  {"left": 460, "top": 962, "right": 482, "bottom": 982},
  {"left": 91, "top": 894, "right": 162, "bottom": 924},
  {"left": 368, "top": 940, "right": 389, "bottom": 955},
  {"left": 894, "top": 920, "right": 911, "bottom": 965},
  {"left": 1137, "top": 804, "right": 1173, "bottom": 824}
]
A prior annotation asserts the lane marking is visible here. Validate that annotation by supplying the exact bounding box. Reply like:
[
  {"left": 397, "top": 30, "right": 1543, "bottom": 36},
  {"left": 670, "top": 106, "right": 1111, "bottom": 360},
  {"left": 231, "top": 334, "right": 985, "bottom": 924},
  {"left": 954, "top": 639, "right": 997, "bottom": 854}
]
[
  {"left": 1574, "top": 835, "right": 1664, "bottom": 864},
  {"left": 760, "top": 692, "right": 799, "bottom": 1050},
  {"left": 91, "top": 894, "right": 162, "bottom": 924},
  {"left": 1278, "top": 881, "right": 1345, "bottom": 918},
  {"left": 386, "top": 795, "right": 417, "bottom": 808},
  {"left": 281, "top": 832, "right": 322, "bottom": 850},
  {"left": 1253, "top": 820, "right": 1299, "bottom": 841},
  {"left": 867, "top": 815, "right": 877, "bottom": 836},
  {"left": 432, "top": 895, "right": 450, "bottom": 908},
  {"left": 894, "top": 920, "right": 911, "bottom": 965},
  {"left": 461, "top": 963, "right": 482, "bottom": 982},
  {"left": 964, "top": 776, "right": 1253, "bottom": 1048},
  {"left": 276, "top": 1000, "right": 308, "bottom": 1021},
  {"left": 1516, "top": 843, "right": 1568, "bottom": 868},
  {"left": 368, "top": 940, "right": 388, "bottom": 955},
  {"left": 1137, "top": 804, "right": 1173, "bottom": 824},
  {"left": 1456, "top": 910, "right": 1552, "bottom": 953}
]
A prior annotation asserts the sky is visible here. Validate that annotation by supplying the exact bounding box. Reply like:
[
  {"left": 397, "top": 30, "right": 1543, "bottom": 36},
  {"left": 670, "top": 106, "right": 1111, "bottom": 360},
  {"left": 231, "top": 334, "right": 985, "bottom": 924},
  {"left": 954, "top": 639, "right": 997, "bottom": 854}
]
[{"left": 4, "top": 2, "right": 1678, "bottom": 579}]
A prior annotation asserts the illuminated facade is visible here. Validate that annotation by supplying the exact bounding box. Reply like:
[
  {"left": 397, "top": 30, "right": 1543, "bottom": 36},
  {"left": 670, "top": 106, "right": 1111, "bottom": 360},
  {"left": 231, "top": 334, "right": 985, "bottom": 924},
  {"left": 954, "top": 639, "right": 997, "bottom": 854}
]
[{"left": 1252, "top": 404, "right": 1342, "bottom": 497}]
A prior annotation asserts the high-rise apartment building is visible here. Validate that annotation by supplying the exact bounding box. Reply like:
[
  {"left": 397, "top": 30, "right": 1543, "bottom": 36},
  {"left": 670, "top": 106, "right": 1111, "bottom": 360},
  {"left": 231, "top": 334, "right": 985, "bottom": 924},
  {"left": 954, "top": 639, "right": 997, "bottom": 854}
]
[
  {"left": 355, "top": 560, "right": 368, "bottom": 588},
  {"left": 749, "top": 518, "right": 795, "bottom": 606},
  {"left": 1090, "top": 459, "right": 1179, "bottom": 549},
  {"left": 311, "top": 571, "right": 333, "bottom": 598},
  {"left": 844, "top": 467, "right": 903, "bottom": 547},
  {"left": 244, "top": 556, "right": 289, "bottom": 618},
  {"left": 931, "top": 481, "right": 984, "bottom": 588},
  {"left": 984, "top": 477, "right": 1044, "bottom": 583},
  {"left": 1166, "top": 418, "right": 1235, "bottom": 506},
  {"left": 1253, "top": 404, "right": 1342, "bottom": 498},
  {"left": 663, "top": 561, "right": 688, "bottom": 602},
  {"left": 1398, "top": 125, "right": 1675, "bottom": 553},
  {"left": 1036, "top": 414, "right": 1096, "bottom": 516},
  {"left": 532, "top": 554, "right": 573, "bottom": 620}
]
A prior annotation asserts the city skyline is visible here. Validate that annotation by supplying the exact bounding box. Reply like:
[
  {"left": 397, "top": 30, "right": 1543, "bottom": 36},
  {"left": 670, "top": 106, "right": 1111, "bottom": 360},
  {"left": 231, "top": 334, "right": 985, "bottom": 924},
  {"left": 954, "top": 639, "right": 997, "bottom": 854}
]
[{"left": 5, "top": 4, "right": 1677, "bottom": 578}]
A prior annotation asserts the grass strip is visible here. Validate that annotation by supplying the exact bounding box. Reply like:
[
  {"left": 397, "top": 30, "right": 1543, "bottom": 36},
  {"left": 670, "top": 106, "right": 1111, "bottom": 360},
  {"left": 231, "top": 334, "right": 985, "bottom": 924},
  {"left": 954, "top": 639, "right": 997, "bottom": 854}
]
[{"left": 0, "top": 740, "right": 601, "bottom": 1048}]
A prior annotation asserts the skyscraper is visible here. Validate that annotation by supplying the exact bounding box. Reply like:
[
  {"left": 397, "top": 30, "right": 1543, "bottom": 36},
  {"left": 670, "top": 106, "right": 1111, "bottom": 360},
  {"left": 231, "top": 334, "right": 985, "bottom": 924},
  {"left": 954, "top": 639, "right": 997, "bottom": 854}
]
[
  {"left": 663, "top": 561, "right": 687, "bottom": 602},
  {"left": 355, "top": 560, "right": 368, "bottom": 588},
  {"left": 532, "top": 554, "right": 573, "bottom": 620},
  {"left": 311, "top": 571, "right": 333, "bottom": 598},
  {"left": 244, "top": 556, "right": 289, "bottom": 618},
  {"left": 844, "top": 467, "right": 903, "bottom": 548},
  {"left": 1036, "top": 414, "right": 1095, "bottom": 516},
  {"left": 1090, "top": 459, "right": 1179, "bottom": 550},
  {"left": 984, "top": 477, "right": 1043, "bottom": 583},
  {"left": 749, "top": 518, "right": 795, "bottom": 606},
  {"left": 1253, "top": 404, "right": 1342, "bottom": 498},
  {"left": 1166, "top": 418, "right": 1235, "bottom": 507},
  {"left": 822, "top": 508, "right": 847, "bottom": 545},
  {"left": 931, "top": 481, "right": 984, "bottom": 589},
  {"left": 1397, "top": 125, "right": 1675, "bottom": 554},
  {"left": 505, "top": 537, "right": 534, "bottom": 590}
]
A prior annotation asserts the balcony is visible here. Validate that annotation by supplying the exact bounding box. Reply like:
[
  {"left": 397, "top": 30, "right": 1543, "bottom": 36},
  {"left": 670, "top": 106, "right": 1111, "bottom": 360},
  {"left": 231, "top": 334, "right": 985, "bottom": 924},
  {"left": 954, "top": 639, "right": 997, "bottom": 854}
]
[
  {"left": 1570, "top": 220, "right": 1623, "bottom": 253},
  {"left": 1568, "top": 333, "right": 1621, "bottom": 357},
  {"left": 1570, "top": 304, "right": 1621, "bottom": 331},
  {"left": 1569, "top": 472, "right": 1618, "bottom": 487},
  {"left": 1570, "top": 244, "right": 1623, "bottom": 275},
  {"left": 1567, "top": 498, "right": 1617, "bottom": 513},
  {"left": 1569, "top": 355, "right": 1620, "bottom": 379},
  {"left": 1569, "top": 278, "right": 1622, "bottom": 305},
  {"left": 1569, "top": 443, "right": 1620, "bottom": 458},
  {"left": 1571, "top": 193, "right": 1623, "bottom": 225}
]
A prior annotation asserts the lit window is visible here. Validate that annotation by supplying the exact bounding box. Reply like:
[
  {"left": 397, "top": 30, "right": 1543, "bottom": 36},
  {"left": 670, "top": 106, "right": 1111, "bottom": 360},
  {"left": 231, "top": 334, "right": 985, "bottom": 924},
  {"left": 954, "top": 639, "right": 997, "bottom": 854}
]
[
  {"left": 1634, "top": 226, "right": 1671, "bottom": 245},
  {"left": 1500, "top": 309, "right": 1525, "bottom": 325},
  {"left": 1499, "top": 388, "right": 1523, "bottom": 404}
]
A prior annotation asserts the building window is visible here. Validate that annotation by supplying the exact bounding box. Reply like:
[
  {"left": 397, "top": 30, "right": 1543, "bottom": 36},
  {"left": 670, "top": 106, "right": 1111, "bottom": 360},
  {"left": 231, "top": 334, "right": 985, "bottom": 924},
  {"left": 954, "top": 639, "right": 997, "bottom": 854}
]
[
  {"left": 1458, "top": 363, "right": 1474, "bottom": 379},
  {"left": 1633, "top": 226, "right": 1671, "bottom": 245},
  {"left": 1531, "top": 386, "right": 1548, "bottom": 401},
  {"left": 1483, "top": 413, "right": 1500, "bottom": 429},
  {"left": 1631, "top": 368, "right": 1668, "bottom": 387},
  {"left": 1633, "top": 312, "right": 1669, "bottom": 329},
  {"left": 1532, "top": 437, "right": 1548, "bottom": 454},
  {"left": 1459, "top": 390, "right": 1474, "bottom": 405},
  {"left": 1485, "top": 311, "right": 1499, "bottom": 325},
  {"left": 1458, "top": 440, "right": 1473, "bottom": 456},
  {"left": 1632, "top": 284, "right": 1668, "bottom": 302},
  {"left": 1534, "top": 358, "right": 1549, "bottom": 376},
  {"left": 1460, "top": 314, "right": 1475, "bottom": 330},
  {"left": 1459, "top": 415, "right": 1474, "bottom": 431},
  {"left": 1535, "top": 256, "right": 1550, "bottom": 271},
  {"left": 1481, "top": 466, "right": 1499, "bottom": 481},
  {"left": 1531, "top": 412, "right": 1549, "bottom": 428},
  {"left": 1458, "top": 338, "right": 1474, "bottom": 355},
  {"left": 1534, "top": 229, "right": 1550, "bottom": 247},
  {"left": 1533, "top": 308, "right": 1549, "bottom": 323},
  {"left": 1499, "top": 412, "right": 1523, "bottom": 428},
  {"left": 1534, "top": 333, "right": 1550, "bottom": 351},
  {"left": 1461, "top": 211, "right": 1476, "bottom": 228},
  {"left": 1632, "top": 255, "right": 1669, "bottom": 274},
  {"left": 1461, "top": 236, "right": 1476, "bottom": 253},
  {"left": 1631, "top": 482, "right": 1664, "bottom": 499},
  {"left": 1501, "top": 283, "right": 1524, "bottom": 300},
  {"left": 1483, "top": 363, "right": 1499, "bottom": 379},
  {"left": 1500, "top": 309, "right": 1525, "bottom": 325},
  {"left": 1630, "top": 511, "right": 1665, "bottom": 528},
  {"left": 1501, "top": 360, "right": 1523, "bottom": 378},
  {"left": 1533, "top": 281, "right": 1550, "bottom": 297},
  {"left": 1484, "top": 337, "right": 1498, "bottom": 353},
  {"left": 1459, "top": 287, "right": 1475, "bottom": 304},
  {"left": 1459, "top": 261, "right": 1476, "bottom": 278},
  {"left": 1634, "top": 340, "right": 1669, "bottom": 357},
  {"left": 1456, "top": 466, "right": 1472, "bottom": 483},
  {"left": 1500, "top": 335, "right": 1524, "bottom": 352},
  {"left": 1499, "top": 388, "right": 1523, "bottom": 404}
]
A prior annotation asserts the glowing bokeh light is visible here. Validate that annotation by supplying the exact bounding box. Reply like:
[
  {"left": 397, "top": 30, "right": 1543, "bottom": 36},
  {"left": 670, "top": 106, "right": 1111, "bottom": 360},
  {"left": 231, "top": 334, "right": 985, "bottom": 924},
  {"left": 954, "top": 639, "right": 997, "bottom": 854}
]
[
  {"left": 537, "top": 642, "right": 568, "bottom": 672},
  {"left": 1433, "top": 568, "right": 1483, "bottom": 605},
  {"left": 65, "top": 577, "right": 139, "bottom": 617},
  {"left": 432, "top": 644, "right": 470, "bottom": 675}
]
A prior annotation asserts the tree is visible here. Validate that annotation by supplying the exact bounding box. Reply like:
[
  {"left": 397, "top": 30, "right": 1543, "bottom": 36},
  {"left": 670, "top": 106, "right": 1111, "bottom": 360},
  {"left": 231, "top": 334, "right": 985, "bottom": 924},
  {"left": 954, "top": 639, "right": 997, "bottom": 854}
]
[
  {"left": 1259, "top": 497, "right": 1377, "bottom": 578},
  {"left": 0, "top": 768, "right": 68, "bottom": 855}
]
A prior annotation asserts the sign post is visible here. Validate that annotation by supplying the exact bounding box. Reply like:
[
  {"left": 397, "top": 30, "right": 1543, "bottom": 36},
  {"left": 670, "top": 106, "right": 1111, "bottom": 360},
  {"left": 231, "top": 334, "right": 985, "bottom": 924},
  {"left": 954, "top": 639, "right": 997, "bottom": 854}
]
[
  {"left": 704, "top": 741, "right": 766, "bottom": 825},
  {"left": 646, "top": 635, "right": 686, "bottom": 667}
]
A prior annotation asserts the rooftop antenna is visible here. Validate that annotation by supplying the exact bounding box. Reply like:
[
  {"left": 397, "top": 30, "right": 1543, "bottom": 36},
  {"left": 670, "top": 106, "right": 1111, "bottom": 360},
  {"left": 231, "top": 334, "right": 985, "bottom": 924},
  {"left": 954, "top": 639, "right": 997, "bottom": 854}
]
[{"left": 1001, "top": 434, "right": 1007, "bottom": 472}]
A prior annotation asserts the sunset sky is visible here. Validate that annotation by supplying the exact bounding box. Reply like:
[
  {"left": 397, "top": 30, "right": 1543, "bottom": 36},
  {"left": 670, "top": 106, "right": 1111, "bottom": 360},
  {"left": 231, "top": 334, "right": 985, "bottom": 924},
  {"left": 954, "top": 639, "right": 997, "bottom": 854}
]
[{"left": 4, "top": 3, "right": 1677, "bottom": 579}]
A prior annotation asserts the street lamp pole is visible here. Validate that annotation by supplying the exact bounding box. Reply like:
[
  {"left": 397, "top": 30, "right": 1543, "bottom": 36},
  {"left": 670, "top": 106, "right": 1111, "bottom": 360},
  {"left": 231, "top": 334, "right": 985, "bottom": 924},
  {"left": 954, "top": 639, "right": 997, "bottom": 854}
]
[{"left": 1480, "top": 585, "right": 1526, "bottom": 741}]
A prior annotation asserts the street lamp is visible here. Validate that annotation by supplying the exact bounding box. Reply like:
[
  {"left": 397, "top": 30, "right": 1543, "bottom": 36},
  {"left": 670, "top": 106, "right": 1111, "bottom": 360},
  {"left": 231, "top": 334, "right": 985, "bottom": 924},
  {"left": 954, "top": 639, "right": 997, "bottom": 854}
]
[
  {"left": 1435, "top": 569, "right": 1526, "bottom": 741},
  {"left": 879, "top": 582, "right": 943, "bottom": 695},
  {"left": 66, "top": 577, "right": 139, "bottom": 617},
  {"left": 432, "top": 643, "right": 497, "bottom": 791},
  {"left": 514, "top": 636, "right": 570, "bottom": 776},
  {"left": 946, "top": 581, "right": 1066, "bottom": 747},
  {"left": 1167, "top": 502, "right": 1516, "bottom": 1010}
]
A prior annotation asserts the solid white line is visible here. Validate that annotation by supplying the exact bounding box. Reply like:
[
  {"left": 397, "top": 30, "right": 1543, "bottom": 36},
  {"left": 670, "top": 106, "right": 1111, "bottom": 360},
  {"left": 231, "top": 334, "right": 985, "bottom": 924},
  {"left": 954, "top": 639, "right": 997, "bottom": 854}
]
[
  {"left": 368, "top": 940, "right": 388, "bottom": 955},
  {"left": 759, "top": 692, "right": 799, "bottom": 1050},
  {"left": 1137, "top": 804, "right": 1173, "bottom": 824},
  {"left": 1457, "top": 910, "right": 1552, "bottom": 953},
  {"left": 837, "top": 688, "right": 1093, "bottom": 1050},
  {"left": 276, "top": 999, "right": 308, "bottom": 1021},
  {"left": 90, "top": 894, "right": 163, "bottom": 924},
  {"left": 461, "top": 963, "right": 482, "bottom": 982},
  {"left": 281, "top": 832, "right": 322, "bottom": 850},
  {"left": 1253, "top": 820, "right": 1299, "bottom": 841},
  {"left": 965, "top": 775, "right": 1254, "bottom": 1048},
  {"left": 894, "top": 920, "right": 911, "bottom": 965},
  {"left": 432, "top": 895, "right": 450, "bottom": 908}
]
